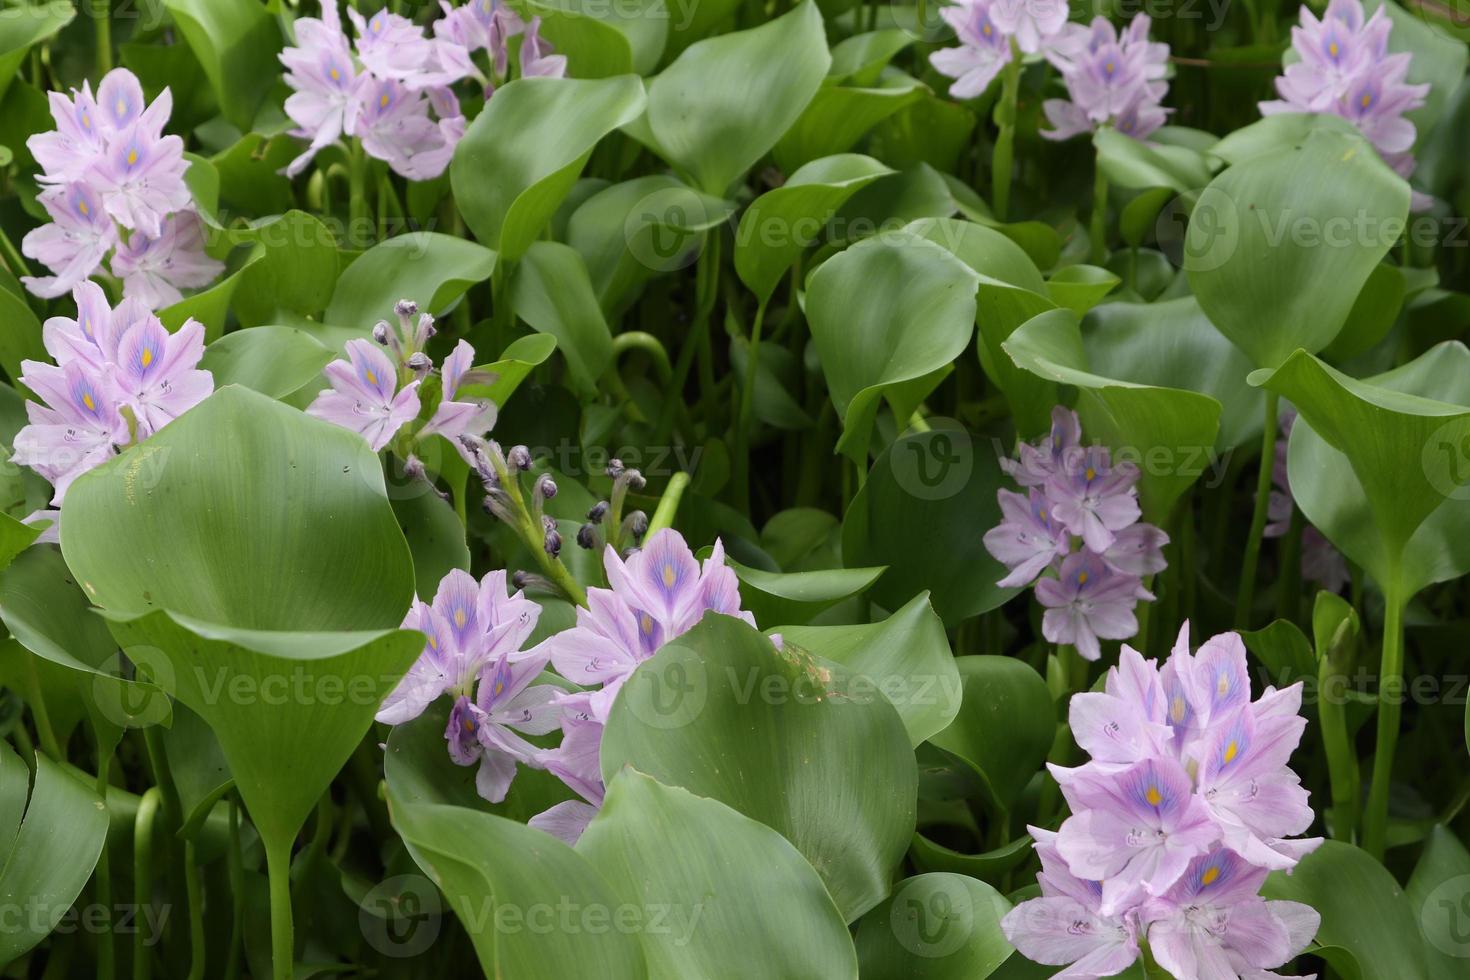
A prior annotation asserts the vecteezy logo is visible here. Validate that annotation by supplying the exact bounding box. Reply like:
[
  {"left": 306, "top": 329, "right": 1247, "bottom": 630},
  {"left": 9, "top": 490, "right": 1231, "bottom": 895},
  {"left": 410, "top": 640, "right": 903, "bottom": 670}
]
[
  {"left": 890, "top": 420, "right": 973, "bottom": 501},
  {"left": 1178, "top": 185, "right": 1240, "bottom": 273},
  {"left": 360, "top": 874, "right": 442, "bottom": 958},
  {"left": 92, "top": 646, "right": 174, "bottom": 728},
  {"left": 624, "top": 187, "right": 713, "bottom": 274},
  {"left": 623, "top": 644, "right": 707, "bottom": 730},
  {"left": 1423, "top": 416, "right": 1470, "bottom": 502},
  {"left": 1421, "top": 873, "right": 1470, "bottom": 959},
  {"left": 888, "top": 875, "right": 974, "bottom": 959}
]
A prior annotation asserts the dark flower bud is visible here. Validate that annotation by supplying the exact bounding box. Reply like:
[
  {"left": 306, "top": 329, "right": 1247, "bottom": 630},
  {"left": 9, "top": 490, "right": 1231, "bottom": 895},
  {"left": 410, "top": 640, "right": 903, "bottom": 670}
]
[
  {"left": 622, "top": 468, "right": 647, "bottom": 491},
  {"left": 606, "top": 458, "right": 625, "bottom": 479},
  {"left": 542, "top": 515, "right": 558, "bottom": 534},
  {"left": 511, "top": 570, "right": 530, "bottom": 590},
  {"left": 372, "top": 321, "right": 392, "bottom": 346},
  {"left": 576, "top": 524, "right": 599, "bottom": 549},
  {"left": 393, "top": 299, "right": 419, "bottom": 319},
  {"left": 507, "top": 445, "right": 532, "bottom": 472},
  {"left": 535, "top": 474, "right": 558, "bottom": 501},
  {"left": 544, "top": 528, "right": 562, "bottom": 558},
  {"left": 587, "top": 501, "right": 609, "bottom": 522},
  {"left": 406, "top": 351, "right": 432, "bottom": 373},
  {"left": 625, "top": 510, "right": 649, "bottom": 539}
]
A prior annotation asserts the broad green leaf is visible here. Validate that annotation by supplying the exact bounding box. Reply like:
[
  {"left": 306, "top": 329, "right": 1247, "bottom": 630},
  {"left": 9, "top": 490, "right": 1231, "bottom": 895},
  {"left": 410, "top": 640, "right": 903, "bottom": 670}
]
[
  {"left": 162, "top": 703, "right": 233, "bottom": 837},
  {"left": 1322, "top": 262, "right": 1405, "bottom": 361},
  {"left": 61, "top": 386, "right": 416, "bottom": 630},
  {"left": 735, "top": 153, "right": 892, "bottom": 303},
  {"left": 1186, "top": 127, "right": 1410, "bottom": 369},
  {"left": 728, "top": 560, "right": 885, "bottom": 628},
  {"left": 1046, "top": 265, "right": 1120, "bottom": 315},
  {"left": 579, "top": 771, "right": 858, "bottom": 977},
  {"left": 842, "top": 429, "right": 1020, "bottom": 627},
  {"left": 1119, "top": 187, "right": 1175, "bottom": 248},
  {"left": 163, "top": 0, "right": 282, "bottom": 130},
  {"left": 391, "top": 491, "right": 469, "bottom": 596},
  {"left": 103, "top": 609, "right": 422, "bottom": 857},
  {"left": 1208, "top": 112, "right": 1363, "bottom": 167},
  {"left": 854, "top": 873, "right": 1014, "bottom": 979},
  {"left": 928, "top": 657, "right": 1054, "bottom": 812},
  {"left": 1263, "top": 839, "right": 1429, "bottom": 980},
  {"left": 777, "top": 592, "right": 960, "bottom": 746},
  {"left": 159, "top": 258, "right": 257, "bottom": 343},
  {"left": 645, "top": 1, "right": 830, "bottom": 195},
  {"left": 388, "top": 793, "right": 647, "bottom": 977},
  {"left": 1408, "top": 825, "right": 1470, "bottom": 978},
  {"left": 452, "top": 75, "right": 647, "bottom": 260},
  {"left": 509, "top": 241, "right": 613, "bottom": 394},
  {"left": 200, "top": 326, "right": 334, "bottom": 400},
  {"left": 1259, "top": 343, "right": 1470, "bottom": 597},
  {"left": 529, "top": 0, "right": 668, "bottom": 76},
  {"left": 0, "top": 286, "right": 43, "bottom": 388},
  {"left": 469, "top": 333, "right": 560, "bottom": 408},
  {"left": 829, "top": 30, "right": 914, "bottom": 85},
  {"left": 807, "top": 231, "right": 979, "bottom": 463},
  {"left": 0, "top": 744, "right": 108, "bottom": 962},
  {"left": 1241, "top": 619, "right": 1316, "bottom": 689},
  {"left": 326, "top": 233, "right": 497, "bottom": 333},
  {"left": 909, "top": 833, "right": 1034, "bottom": 885},
  {"left": 1003, "top": 306, "right": 1227, "bottom": 520},
  {"left": 0, "top": 513, "right": 39, "bottom": 572},
  {"left": 1094, "top": 127, "right": 1213, "bottom": 192},
  {"left": 601, "top": 614, "right": 917, "bottom": 921},
  {"left": 0, "top": 2, "right": 74, "bottom": 106},
  {"left": 828, "top": 165, "right": 956, "bottom": 247},
  {"left": 772, "top": 73, "right": 927, "bottom": 173},
  {"left": 231, "top": 210, "right": 341, "bottom": 327}
]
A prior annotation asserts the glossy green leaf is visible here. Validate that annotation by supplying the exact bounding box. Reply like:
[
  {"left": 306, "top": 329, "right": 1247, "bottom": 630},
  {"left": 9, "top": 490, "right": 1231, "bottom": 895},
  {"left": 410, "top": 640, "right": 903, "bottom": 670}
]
[
  {"left": 326, "top": 233, "right": 497, "bottom": 333},
  {"left": 61, "top": 386, "right": 415, "bottom": 629},
  {"left": 601, "top": 614, "right": 917, "bottom": 921},
  {"left": 735, "top": 153, "right": 892, "bottom": 303},
  {"left": 453, "top": 75, "right": 647, "bottom": 260},
  {"left": 927, "top": 657, "right": 1054, "bottom": 812},
  {"left": 1241, "top": 619, "right": 1316, "bottom": 689},
  {"left": 0, "top": 2, "right": 74, "bottom": 106},
  {"left": 1322, "top": 262, "right": 1405, "bottom": 361},
  {"left": 162, "top": 703, "right": 233, "bottom": 837},
  {"left": 200, "top": 326, "right": 333, "bottom": 400},
  {"left": 854, "top": 873, "right": 1014, "bottom": 979},
  {"left": 231, "top": 210, "right": 341, "bottom": 327},
  {"left": 645, "top": 1, "right": 830, "bottom": 195},
  {"left": 808, "top": 231, "right": 979, "bottom": 463},
  {"left": 1408, "top": 825, "right": 1470, "bottom": 978},
  {"left": 778, "top": 592, "right": 960, "bottom": 746},
  {"left": 471, "top": 332, "right": 560, "bottom": 408},
  {"left": 163, "top": 0, "right": 282, "bottom": 130},
  {"left": 1208, "top": 112, "right": 1364, "bottom": 167},
  {"left": 1095, "top": 127, "right": 1213, "bottom": 192},
  {"left": 391, "top": 490, "right": 470, "bottom": 596},
  {"left": 843, "top": 429, "right": 1020, "bottom": 627},
  {"left": 0, "top": 744, "right": 108, "bottom": 962},
  {"left": 579, "top": 771, "right": 858, "bottom": 976},
  {"left": 509, "top": 241, "right": 613, "bottom": 394},
  {"left": 0, "top": 286, "right": 43, "bottom": 388},
  {"left": 728, "top": 560, "right": 885, "bottom": 628},
  {"left": 1260, "top": 343, "right": 1470, "bottom": 597},
  {"left": 1186, "top": 128, "right": 1410, "bottom": 369},
  {"left": 829, "top": 29, "right": 914, "bottom": 85},
  {"left": 159, "top": 258, "right": 256, "bottom": 343},
  {"left": 773, "top": 74, "right": 927, "bottom": 173},
  {"left": 1263, "top": 839, "right": 1428, "bottom": 980},
  {"left": 909, "top": 833, "right": 1034, "bottom": 885},
  {"left": 388, "top": 793, "right": 647, "bottom": 977},
  {"left": 1046, "top": 265, "right": 1120, "bottom": 315}
]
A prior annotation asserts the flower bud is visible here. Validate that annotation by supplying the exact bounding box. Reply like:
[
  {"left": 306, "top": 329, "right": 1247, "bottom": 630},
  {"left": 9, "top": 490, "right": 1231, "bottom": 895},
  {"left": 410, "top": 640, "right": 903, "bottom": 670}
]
[
  {"left": 535, "top": 474, "right": 558, "bottom": 501},
  {"left": 606, "top": 458, "right": 626, "bottom": 479},
  {"left": 624, "top": 510, "right": 649, "bottom": 539},
  {"left": 372, "top": 321, "right": 392, "bottom": 346},
  {"left": 393, "top": 299, "right": 419, "bottom": 319},
  {"left": 576, "top": 524, "right": 599, "bottom": 549},
  {"left": 507, "top": 445, "right": 532, "bottom": 472},
  {"left": 587, "top": 501, "right": 609, "bottom": 522},
  {"left": 544, "top": 528, "right": 562, "bottom": 558},
  {"left": 406, "top": 352, "right": 432, "bottom": 374}
]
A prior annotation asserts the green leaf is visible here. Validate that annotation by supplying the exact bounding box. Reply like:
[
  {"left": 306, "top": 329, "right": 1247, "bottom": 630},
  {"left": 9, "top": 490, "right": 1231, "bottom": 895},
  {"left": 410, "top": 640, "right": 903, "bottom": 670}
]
[
  {"left": 392, "top": 490, "right": 470, "bottom": 596},
  {"left": 163, "top": 0, "right": 282, "bottom": 130},
  {"left": 601, "top": 614, "right": 917, "bottom": 921},
  {"left": 509, "top": 241, "right": 613, "bottom": 394},
  {"left": 470, "top": 333, "right": 560, "bottom": 408},
  {"left": 777, "top": 592, "right": 960, "bottom": 746},
  {"left": 927, "top": 657, "right": 1054, "bottom": 812},
  {"left": 1408, "top": 825, "right": 1470, "bottom": 978},
  {"left": 529, "top": 0, "right": 668, "bottom": 76},
  {"left": 908, "top": 833, "right": 1034, "bottom": 886},
  {"left": 60, "top": 386, "right": 416, "bottom": 630},
  {"left": 0, "top": 2, "right": 74, "bottom": 106},
  {"left": 1046, "top": 265, "right": 1120, "bottom": 316},
  {"left": 452, "top": 75, "right": 647, "bottom": 260},
  {"left": 1263, "top": 839, "right": 1429, "bottom": 980},
  {"left": 807, "top": 231, "right": 979, "bottom": 463},
  {"left": 200, "top": 326, "right": 333, "bottom": 400},
  {"left": 1208, "top": 112, "right": 1364, "bottom": 167},
  {"left": 829, "top": 29, "right": 915, "bottom": 85},
  {"left": 231, "top": 210, "right": 342, "bottom": 327},
  {"left": 773, "top": 74, "right": 927, "bottom": 173},
  {"left": 0, "top": 744, "right": 108, "bottom": 962},
  {"left": 159, "top": 259, "right": 257, "bottom": 344},
  {"left": 579, "top": 771, "right": 859, "bottom": 976},
  {"left": 1002, "top": 305, "right": 1228, "bottom": 520},
  {"left": 1186, "top": 127, "right": 1410, "bottom": 369},
  {"left": 1094, "top": 127, "right": 1213, "bottom": 192},
  {"left": 0, "top": 285, "right": 44, "bottom": 389},
  {"left": 854, "top": 873, "right": 1014, "bottom": 979},
  {"left": 1258, "top": 343, "right": 1470, "bottom": 597},
  {"left": 842, "top": 429, "right": 1020, "bottom": 627},
  {"left": 1322, "top": 262, "right": 1405, "bottom": 362},
  {"left": 727, "top": 560, "right": 885, "bottom": 628},
  {"left": 1241, "top": 619, "right": 1316, "bottom": 690},
  {"left": 645, "top": 1, "right": 830, "bottom": 195},
  {"left": 387, "top": 793, "right": 647, "bottom": 977},
  {"left": 162, "top": 703, "right": 234, "bottom": 837},
  {"left": 735, "top": 153, "right": 892, "bottom": 304},
  {"left": 326, "top": 233, "right": 497, "bottom": 333},
  {"left": 1119, "top": 187, "right": 1175, "bottom": 249}
]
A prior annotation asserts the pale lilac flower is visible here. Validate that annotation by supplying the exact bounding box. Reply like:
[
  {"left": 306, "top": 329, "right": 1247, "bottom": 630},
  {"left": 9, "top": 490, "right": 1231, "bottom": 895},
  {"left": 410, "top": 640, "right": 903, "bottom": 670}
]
[
  {"left": 29, "top": 84, "right": 108, "bottom": 183},
  {"left": 930, "top": 0, "right": 1014, "bottom": 100},
  {"left": 21, "top": 183, "right": 118, "bottom": 298},
  {"left": 86, "top": 118, "right": 191, "bottom": 238},
  {"left": 1037, "top": 553, "right": 1151, "bottom": 662},
  {"left": 11, "top": 360, "right": 126, "bottom": 504},
  {"left": 109, "top": 210, "right": 223, "bottom": 310},
  {"left": 280, "top": 2, "right": 359, "bottom": 178},
  {"left": 349, "top": 76, "right": 461, "bottom": 181},
  {"left": 419, "top": 340, "right": 497, "bottom": 442},
  {"left": 1002, "top": 405, "right": 1083, "bottom": 487},
  {"left": 530, "top": 693, "right": 606, "bottom": 843},
  {"left": 307, "top": 339, "right": 423, "bottom": 451},
  {"left": 1067, "top": 646, "right": 1173, "bottom": 768},
  {"left": 1042, "top": 15, "right": 1171, "bottom": 142},
  {"left": 376, "top": 568, "right": 541, "bottom": 725},
  {"left": 1102, "top": 523, "right": 1169, "bottom": 577},
  {"left": 436, "top": 0, "right": 524, "bottom": 79},
  {"left": 1046, "top": 445, "right": 1142, "bottom": 554},
  {"left": 984, "top": 488, "right": 1068, "bottom": 588},
  {"left": 444, "top": 650, "right": 561, "bottom": 802},
  {"left": 348, "top": 8, "right": 441, "bottom": 85},
  {"left": 519, "top": 17, "right": 567, "bottom": 79},
  {"left": 108, "top": 315, "right": 212, "bottom": 436},
  {"left": 989, "top": 0, "right": 1068, "bottom": 54}
]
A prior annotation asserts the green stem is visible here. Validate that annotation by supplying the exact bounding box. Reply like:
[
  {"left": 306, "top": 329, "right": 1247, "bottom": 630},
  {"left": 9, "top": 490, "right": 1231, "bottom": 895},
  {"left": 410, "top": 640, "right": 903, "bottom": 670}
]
[
  {"left": 348, "top": 141, "right": 367, "bottom": 250},
  {"left": 133, "top": 788, "right": 162, "bottom": 980},
  {"left": 184, "top": 841, "right": 206, "bottom": 980},
  {"left": 92, "top": 0, "right": 112, "bottom": 76},
  {"left": 611, "top": 331, "right": 674, "bottom": 383},
  {"left": 1089, "top": 152, "right": 1109, "bottom": 265},
  {"left": 94, "top": 753, "right": 115, "bottom": 980},
  {"left": 732, "top": 299, "right": 769, "bottom": 512},
  {"left": 0, "top": 224, "right": 32, "bottom": 280},
  {"left": 1318, "top": 630, "right": 1358, "bottom": 842},
  {"left": 224, "top": 797, "right": 244, "bottom": 980},
  {"left": 646, "top": 472, "right": 691, "bottom": 538},
  {"left": 991, "top": 42, "right": 1022, "bottom": 222},
  {"left": 653, "top": 237, "right": 721, "bottom": 445},
  {"left": 21, "top": 652, "right": 62, "bottom": 759},
  {"left": 265, "top": 836, "right": 295, "bottom": 980},
  {"left": 1234, "top": 390, "right": 1279, "bottom": 628},
  {"left": 1363, "top": 588, "right": 1406, "bottom": 860}
]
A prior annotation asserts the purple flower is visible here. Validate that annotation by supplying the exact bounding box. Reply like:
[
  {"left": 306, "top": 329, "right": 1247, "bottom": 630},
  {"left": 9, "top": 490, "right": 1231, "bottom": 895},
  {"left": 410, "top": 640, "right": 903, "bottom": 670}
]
[
  {"left": 519, "top": 17, "right": 568, "bottom": 79},
  {"left": 530, "top": 693, "right": 605, "bottom": 844},
  {"left": 108, "top": 314, "right": 212, "bottom": 436},
  {"left": 109, "top": 210, "right": 223, "bottom": 310},
  {"left": 1036, "top": 554, "right": 1150, "bottom": 663},
  {"left": 1046, "top": 444, "right": 1142, "bottom": 553},
  {"left": 21, "top": 183, "right": 118, "bottom": 299},
  {"left": 1002, "top": 405, "right": 1083, "bottom": 487},
  {"left": 985, "top": 488, "right": 1069, "bottom": 588},
  {"left": 376, "top": 568, "right": 541, "bottom": 725},
  {"left": 348, "top": 77, "right": 461, "bottom": 181},
  {"left": 444, "top": 651, "right": 561, "bottom": 803},
  {"left": 436, "top": 0, "right": 524, "bottom": 79},
  {"left": 280, "top": 2, "right": 359, "bottom": 178},
  {"left": 87, "top": 118, "right": 191, "bottom": 238},
  {"left": 1042, "top": 15, "right": 1171, "bottom": 142},
  {"left": 11, "top": 360, "right": 126, "bottom": 504},
  {"left": 307, "top": 339, "right": 422, "bottom": 451},
  {"left": 419, "top": 340, "right": 497, "bottom": 442},
  {"left": 989, "top": 0, "right": 1069, "bottom": 54},
  {"left": 930, "top": 0, "right": 1014, "bottom": 100}
]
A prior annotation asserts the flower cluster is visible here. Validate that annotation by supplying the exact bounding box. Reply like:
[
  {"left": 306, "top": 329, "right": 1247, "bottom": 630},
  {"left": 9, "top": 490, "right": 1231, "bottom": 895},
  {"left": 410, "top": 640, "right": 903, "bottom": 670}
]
[
  {"left": 1266, "top": 408, "right": 1349, "bottom": 594},
  {"left": 21, "top": 68, "right": 221, "bottom": 307},
  {"left": 281, "top": 1, "right": 565, "bottom": 180},
  {"left": 929, "top": 0, "right": 1070, "bottom": 99},
  {"left": 1042, "top": 14, "right": 1172, "bottom": 142},
  {"left": 984, "top": 407, "right": 1167, "bottom": 661},
  {"left": 1003, "top": 627, "right": 1323, "bottom": 978},
  {"left": 1261, "top": 0, "right": 1429, "bottom": 198},
  {"left": 531, "top": 529, "right": 757, "bottom": 843},
  {"left": 376, "top": 569, "right": 559, "bottom": 802},
  {"left": 12, "top": 283, "right": 212, "bottom": 505},
  {"left": 307, "top": 299, "right": 495, "bottom": 460}
]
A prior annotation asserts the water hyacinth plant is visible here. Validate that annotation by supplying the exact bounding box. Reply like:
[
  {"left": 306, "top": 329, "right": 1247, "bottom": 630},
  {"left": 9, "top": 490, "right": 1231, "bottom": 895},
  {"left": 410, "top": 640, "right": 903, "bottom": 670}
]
[{"left": 0, "top": 1, "right": 1467, "bottom": 978}]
